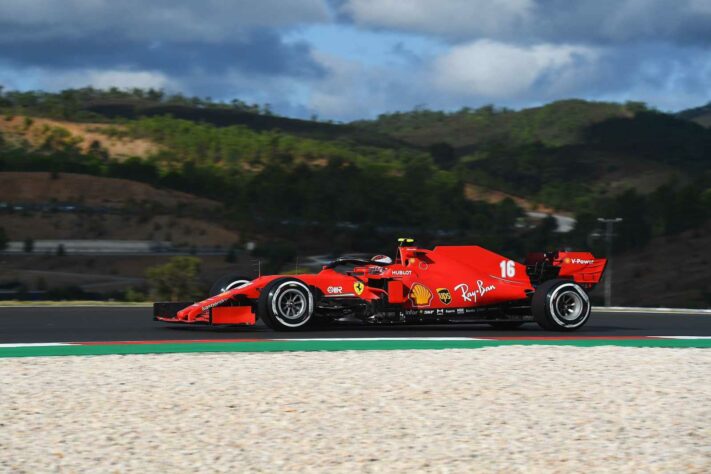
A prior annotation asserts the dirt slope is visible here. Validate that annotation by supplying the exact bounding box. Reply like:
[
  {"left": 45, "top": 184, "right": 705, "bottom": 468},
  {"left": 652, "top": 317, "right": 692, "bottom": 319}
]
[
  {"left": 0, "top": 172, "right": 219, "bottom": 210},
  {"left": 0, "top": 172, "right": 239, "bottom": 247},
  {"left": 0, "top": 115, "right": 160, "bottom": 158},
  {"left": 464, "top": 184, "right": 561, "bottom": 213}
]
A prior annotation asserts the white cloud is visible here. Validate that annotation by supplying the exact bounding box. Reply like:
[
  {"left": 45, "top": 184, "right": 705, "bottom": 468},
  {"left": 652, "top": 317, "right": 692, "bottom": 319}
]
[
  {"left": 303, "top": 48, "right": 444, "bottom": 119},
  {"left": 595, "top": 44, "right": 711, "bottom": 111},
  {"left": 343, "top": 0, "right": 534, "bottom": 40},
  {"left": 0, "top": 64, "right": 174, "bottom": 91},
  {"left": 73, "top": 70, "right": 173, "bottom": 90},
  {"left": 431, "top": 40, "right": 600, "bottom": 99},
  {"left": 342, "top": 0, "right": 711, "bottom": 44},
  {"left": 307, "top": 52, "right": 395, "bottom": 118},
  {"left": 1, "top": 1, "right": 710, "bottom": 119},
  {"left": 296, "top": 38, "right": 710, "bottom": 120},
  {"left": 0, "top": 0, "right": 331, "bottom": 42},
  {"left": 690, "top": 0, "right": 711, "bottom": 14},
  {"left": 303, "top": 40, "right": 597, "bottom": 120}
]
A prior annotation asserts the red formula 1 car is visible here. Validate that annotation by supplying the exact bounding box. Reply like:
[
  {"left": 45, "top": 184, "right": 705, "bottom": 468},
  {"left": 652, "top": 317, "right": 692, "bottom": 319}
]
[{"left": 154, "top": 240, "right": 606, "bottom": 331}]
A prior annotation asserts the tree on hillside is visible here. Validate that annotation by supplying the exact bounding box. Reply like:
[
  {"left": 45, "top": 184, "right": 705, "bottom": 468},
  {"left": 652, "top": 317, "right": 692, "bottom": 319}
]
[
  {"left": 87, "top": 140, "right": 109, "bottom": 161},
  {"left": 251, "top": 241, "right": 297, "bottom": 274},
  {"left": 0, "top": 227, "right": 7, "bottom": 251},
  {"left": 598, "top": 190, "right": 652, "bottom": 253},
  {"left": 146, "top": 256, "right": 202, "bottom": 301},
  {"left": 526, "top": 214, "right": 559, "bottom": 252},
  {"left": 429, "top": 142, "right": 456, "bottom": 169},
  {"left": 146, "top": 88, "right": 165, "bottom": 102},
  {"left": 225, "top": 244, "right": 238, "bottom": 263},
  {"left": 624, "top": 101, "right": 649, "bottom": 114}
]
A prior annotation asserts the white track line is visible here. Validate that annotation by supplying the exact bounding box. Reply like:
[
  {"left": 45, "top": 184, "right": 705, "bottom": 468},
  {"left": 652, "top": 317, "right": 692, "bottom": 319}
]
[
  {"left": 652, "top": 336, "right": 711, "bottom": 340},
  {"left": 0, "top": 343, "right": 75, "bottom": 348}
]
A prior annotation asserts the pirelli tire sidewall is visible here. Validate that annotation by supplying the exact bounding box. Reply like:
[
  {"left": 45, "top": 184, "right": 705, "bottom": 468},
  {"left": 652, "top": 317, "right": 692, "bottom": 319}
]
[
  {"left": 532, "top": 279, "right": 591, "bottom": 331},
  {"left": 258, "top": 277, "right": 314, "bottom": 331}
]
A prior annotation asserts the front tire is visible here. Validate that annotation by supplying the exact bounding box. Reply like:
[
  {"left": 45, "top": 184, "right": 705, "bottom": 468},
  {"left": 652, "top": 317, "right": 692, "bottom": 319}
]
[
  {"left": 533, "top": 279, "right": 591, "bottom": 331},
  {"left": 258, "top": 278, "right": 314, "bottom": 331}
]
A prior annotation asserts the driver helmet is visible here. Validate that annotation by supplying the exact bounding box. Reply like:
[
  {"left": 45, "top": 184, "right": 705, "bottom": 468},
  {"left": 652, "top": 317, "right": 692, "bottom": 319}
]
[{"left": 371, "top": 255, "right": 393, "bottom": 264}]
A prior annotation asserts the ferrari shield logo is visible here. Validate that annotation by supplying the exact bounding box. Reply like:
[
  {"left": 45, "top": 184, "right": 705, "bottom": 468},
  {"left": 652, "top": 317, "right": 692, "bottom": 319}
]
[
  {"left": 409, "top": 283, "right": 433, "bottom": 307},
  {"left": 437, "top": 288, "right": 452, "bottom": 305},
  {"left": 353, "top": 281, "right": 365, "bottom": 296}
]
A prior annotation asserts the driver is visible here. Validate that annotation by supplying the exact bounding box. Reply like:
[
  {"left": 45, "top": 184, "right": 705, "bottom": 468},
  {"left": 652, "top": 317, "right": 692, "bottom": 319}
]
[
  {"left": 371, "top": 255, "right": 393, "bottom": 265},
  {"left": 367, "top": 254, "right": 392, "bottom": 275}
]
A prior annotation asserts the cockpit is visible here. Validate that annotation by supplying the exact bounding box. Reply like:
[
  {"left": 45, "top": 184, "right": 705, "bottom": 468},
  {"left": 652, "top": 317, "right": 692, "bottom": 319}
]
[
  {"left": 322, "top": 238, "right": 416, "bottom": 276},
  {"left": 323, "top": 254, "right": 393, "bottom": 271}
]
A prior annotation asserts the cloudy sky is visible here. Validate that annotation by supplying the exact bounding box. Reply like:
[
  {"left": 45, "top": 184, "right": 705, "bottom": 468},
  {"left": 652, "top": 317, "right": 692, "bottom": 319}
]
[{"left": 1, "top": 0, "right": 710, "bottom": 120}]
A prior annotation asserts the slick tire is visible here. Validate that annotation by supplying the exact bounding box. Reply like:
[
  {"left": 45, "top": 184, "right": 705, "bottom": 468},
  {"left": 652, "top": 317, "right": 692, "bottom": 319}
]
[
  {"left": 488, "top": 321, "right": 525, "bottom": 329},
  {"left": 258, "top": 277, "right": 314, "bottom": 331},
  {"left": 533, "top": 279, "right": 591, "bottom": 331},
  {"left": 209, "top": 273, "right": 253, "bottom": 296}
]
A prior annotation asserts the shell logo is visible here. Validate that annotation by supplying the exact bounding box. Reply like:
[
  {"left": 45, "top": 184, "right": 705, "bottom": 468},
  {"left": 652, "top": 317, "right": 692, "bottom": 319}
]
[
  {"left": 563, "top": 257, "right": 571, "bottom": 264},
  {"left": 409, "top": 283, "right": 433, "bottom": 307}
]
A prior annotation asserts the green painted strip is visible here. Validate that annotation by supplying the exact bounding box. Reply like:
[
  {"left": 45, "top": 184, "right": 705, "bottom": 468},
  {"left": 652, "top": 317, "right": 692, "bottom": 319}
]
[{"left": 1, "top": 338, "right": 710, "bottom": 358}]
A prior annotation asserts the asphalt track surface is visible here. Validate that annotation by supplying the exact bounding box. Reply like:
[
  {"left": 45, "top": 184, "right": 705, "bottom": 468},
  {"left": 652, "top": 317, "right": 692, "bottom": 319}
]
[{"left": 1, "top": 307, "right": 710, "bottom": 343}]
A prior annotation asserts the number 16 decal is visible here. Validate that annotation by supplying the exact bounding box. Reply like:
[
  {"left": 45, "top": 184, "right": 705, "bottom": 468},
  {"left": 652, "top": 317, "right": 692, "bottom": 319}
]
[{"left": 499, "top": 260, "right": 515, "bottom": 278}]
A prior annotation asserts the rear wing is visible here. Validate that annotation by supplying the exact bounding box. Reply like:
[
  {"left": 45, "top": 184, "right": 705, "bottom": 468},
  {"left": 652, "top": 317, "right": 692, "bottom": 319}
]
[{"left": 526, "top": 251, "right": 607, "bottom": 289}]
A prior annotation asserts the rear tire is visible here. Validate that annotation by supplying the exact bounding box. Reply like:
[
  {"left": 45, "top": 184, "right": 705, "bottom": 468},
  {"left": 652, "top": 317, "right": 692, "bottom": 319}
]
[
  {"left": 209, "top": 273, "right": 252, "bottom": 296},
  {"left": 533, "top": 279, "right": 591, "bottom": 331},
  {"left": 258, "top": 277, "right": 314, "bottom": 331}
]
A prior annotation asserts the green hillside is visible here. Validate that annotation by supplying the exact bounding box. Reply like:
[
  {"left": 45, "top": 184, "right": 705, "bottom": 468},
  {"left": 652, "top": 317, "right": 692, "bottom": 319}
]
[
  {"left": 353, "top": 99, "right": 637, "bottom": 149},
  {"left": 355, "top": 99, "right": 710, "bottom": 172},
  {"left": 1, "top": 89, "right": 709, "bottom": 261},
  {"left": 355, "top": 100, "right": 711, "bottom": 214},
  {"left": 678, "top": 102, "right": 711, "bottom": 128},
  {"left": 0, "top": 89, "right": 525, "bottom": 255},
  {"left": 0, "top": 87, "right": 407, "bottom": 148}
]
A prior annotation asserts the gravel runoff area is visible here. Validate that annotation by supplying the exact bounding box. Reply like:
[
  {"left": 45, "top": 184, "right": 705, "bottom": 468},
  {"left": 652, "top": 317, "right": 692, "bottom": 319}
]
[{"left": 1, "top": 347, "right": 710, "bottom": 473}]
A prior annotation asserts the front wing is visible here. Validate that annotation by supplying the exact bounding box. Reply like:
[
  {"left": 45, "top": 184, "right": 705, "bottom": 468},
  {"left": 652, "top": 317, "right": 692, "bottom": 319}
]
[{"left": 154, "top": 302, "right": 256, "bottom": 325}]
